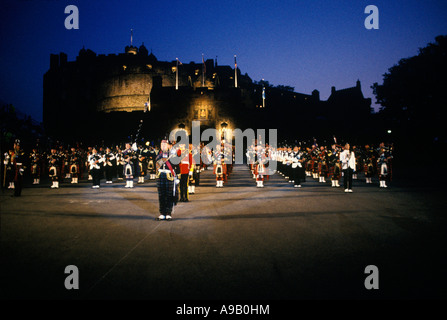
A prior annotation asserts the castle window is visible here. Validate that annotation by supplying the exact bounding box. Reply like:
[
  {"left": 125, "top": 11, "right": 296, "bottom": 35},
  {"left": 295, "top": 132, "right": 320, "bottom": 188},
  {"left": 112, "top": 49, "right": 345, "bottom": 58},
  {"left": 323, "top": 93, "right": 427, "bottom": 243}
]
[
  {"left": 172, "top": 66, "right": 177, "bottom": 73},
  {"left": 123, "top": 65, "right": 127, "bottom": 71},
  {"left": 195, "top": 69, "right": 199, "bottom": 76},
  {"left": 146, "top": 64, "right": 152, "bottom": 70}
]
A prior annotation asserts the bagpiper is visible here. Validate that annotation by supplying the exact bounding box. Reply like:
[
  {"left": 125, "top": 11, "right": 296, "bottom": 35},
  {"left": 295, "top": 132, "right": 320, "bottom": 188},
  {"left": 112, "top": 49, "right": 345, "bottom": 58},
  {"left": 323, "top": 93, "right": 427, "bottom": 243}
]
[
  {"left": 88, "top": 148, "right": 103, "bottom": 189},
  {"left": 377, "top": 143, "right": 393, "bottom": 188},
  {"left": 11, "top": 140, "right": 25, "bottom": 197},
  {"left": 30, "top": 147, "right": 42, "bottom": 185},
  {"left": 311, "top": 145, "right": 320, "bottom": 179},
  {"left": 363, "top": 145, "right": 376, "bottom": 184},
  {"left": 61, "top": 148, "right": 71, "bottom": 181},
  {"left": 291, "top": 145, "right": 306, "bottom": 188},
  {"left": 103, "top": 147, "right": 115, "bottom": 184},
  {"left": 305, "top": 147, "right": 313, "bottom": 177},
  {"left": 318, "top": 146, "right": 329, "bottom": 183},
  {"left": 123, "top": 153, "right": 135, "bottom": 188},
  {"left": 155, "top": 140, "right": 179, "bottom": 221},
  {"left": 147, "top": 144, "right": 157, "bottom": 180},
  {"left": 123, "top": 142, "right": 137, "bottom": 187},
  {"left": 115, "top": 146, "right": 125, "bottom": 181},
  {"left": 254, "top": 145, "right": 268, "bottom": 188},
  {"left": 48, "top": 147, "right": 61, "bottom": 189},
  {"left": 213, "top": 144, "right": 226, "bottom": 188},
  {"left": 136, "top": 144, "right": 148, "bottom": 184},
  {"left": 68, "top": 147, "right": 81, "bottom": 184},
  {"left": 328, "top": 145, "right": 342, "bottom": 187},
  {"left": 4, "top": 148, "right": 15, "bottom": 189}
]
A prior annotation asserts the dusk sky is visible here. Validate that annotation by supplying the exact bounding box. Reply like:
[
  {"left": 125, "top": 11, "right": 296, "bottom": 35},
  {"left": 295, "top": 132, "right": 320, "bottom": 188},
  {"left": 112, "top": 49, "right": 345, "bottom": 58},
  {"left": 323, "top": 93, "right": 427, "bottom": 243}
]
[{"left": 1, "top": 0, "right": 446, "bottom": 122}]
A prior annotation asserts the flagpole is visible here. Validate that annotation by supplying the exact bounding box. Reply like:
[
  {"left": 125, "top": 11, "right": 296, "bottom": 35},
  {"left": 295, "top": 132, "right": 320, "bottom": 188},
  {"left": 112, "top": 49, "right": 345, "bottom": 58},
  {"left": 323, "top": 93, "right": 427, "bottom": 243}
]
[
  {"left": 234, "top": 55, "right": 238, "bottom": 88},
  {"left": 262, "top": 85, "right": 265, "bottom": 108},
  {"left": 202, "top": 53, "right": 205, "bottom": 87},
  {"left": 176, "top": 58, "right": 179, "bottom": 90}
]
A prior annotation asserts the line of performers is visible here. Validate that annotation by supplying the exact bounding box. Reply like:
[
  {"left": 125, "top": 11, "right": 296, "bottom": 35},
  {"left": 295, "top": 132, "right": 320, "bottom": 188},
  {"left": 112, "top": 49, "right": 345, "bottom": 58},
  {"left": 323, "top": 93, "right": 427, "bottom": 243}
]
[
  {"left": 5, "top": 142, "right": 161, "bottom": 189},
  {"left": 3, "top": 138, "right": 235, "bottom": 194},
  {"left": 247, "top": 141, "right": 393, "bottom": 191}
]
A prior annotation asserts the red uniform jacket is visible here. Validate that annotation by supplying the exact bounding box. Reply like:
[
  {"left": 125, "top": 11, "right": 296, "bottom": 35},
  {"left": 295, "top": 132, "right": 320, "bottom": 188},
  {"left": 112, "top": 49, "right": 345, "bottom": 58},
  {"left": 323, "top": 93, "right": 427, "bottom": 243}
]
[{"left": 179, "top": 152, "right": 193, "bottom": 175}]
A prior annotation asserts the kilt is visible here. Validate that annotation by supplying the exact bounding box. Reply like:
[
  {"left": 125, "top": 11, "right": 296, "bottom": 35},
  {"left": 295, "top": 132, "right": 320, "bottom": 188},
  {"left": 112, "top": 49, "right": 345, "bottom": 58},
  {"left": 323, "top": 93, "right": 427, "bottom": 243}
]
[{"left": 157, "top": 172, "right": 176, "bottom": 215}]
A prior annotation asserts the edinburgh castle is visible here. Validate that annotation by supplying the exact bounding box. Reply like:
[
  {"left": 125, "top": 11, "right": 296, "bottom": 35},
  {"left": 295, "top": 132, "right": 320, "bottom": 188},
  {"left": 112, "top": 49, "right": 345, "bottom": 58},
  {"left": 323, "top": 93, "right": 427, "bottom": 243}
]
[{"left": 43, "top": 42, "right": 373, "bottom": 145}]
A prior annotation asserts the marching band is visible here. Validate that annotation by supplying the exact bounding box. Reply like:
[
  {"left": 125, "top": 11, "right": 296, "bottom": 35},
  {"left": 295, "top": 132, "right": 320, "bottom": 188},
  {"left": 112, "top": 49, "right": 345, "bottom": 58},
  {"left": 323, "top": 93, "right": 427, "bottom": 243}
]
[{"left": 2, "top": 137, "right": 393, "bottom": 217}]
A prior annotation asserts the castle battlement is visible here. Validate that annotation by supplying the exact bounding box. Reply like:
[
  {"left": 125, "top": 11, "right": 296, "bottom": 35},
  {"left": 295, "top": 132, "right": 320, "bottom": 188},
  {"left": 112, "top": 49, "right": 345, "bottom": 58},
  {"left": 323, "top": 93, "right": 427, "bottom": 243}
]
[{"left": 43, "top": 44, "right": 371, "bottom": 143}]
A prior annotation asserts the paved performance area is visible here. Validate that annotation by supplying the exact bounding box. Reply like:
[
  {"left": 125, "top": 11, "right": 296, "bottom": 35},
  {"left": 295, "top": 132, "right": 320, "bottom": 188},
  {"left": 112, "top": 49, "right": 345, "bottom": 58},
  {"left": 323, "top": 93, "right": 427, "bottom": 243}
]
[{"left": 1, "top": 164, "right": 446, "bottom": 300}]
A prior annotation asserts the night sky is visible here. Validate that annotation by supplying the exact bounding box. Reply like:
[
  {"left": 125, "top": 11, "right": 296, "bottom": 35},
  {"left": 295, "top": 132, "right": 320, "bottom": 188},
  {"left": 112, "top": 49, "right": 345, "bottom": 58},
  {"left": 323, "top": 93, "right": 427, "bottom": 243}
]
[{"left": 1, "top": 0, "right": 446, "bottom": 122}]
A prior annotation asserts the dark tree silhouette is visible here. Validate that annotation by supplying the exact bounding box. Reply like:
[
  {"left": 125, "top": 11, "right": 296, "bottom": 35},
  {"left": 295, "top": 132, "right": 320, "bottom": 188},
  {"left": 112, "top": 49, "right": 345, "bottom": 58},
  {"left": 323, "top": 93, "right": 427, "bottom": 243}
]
[{"left": 372, "top": 35, "right": 447, "bottom": 145}]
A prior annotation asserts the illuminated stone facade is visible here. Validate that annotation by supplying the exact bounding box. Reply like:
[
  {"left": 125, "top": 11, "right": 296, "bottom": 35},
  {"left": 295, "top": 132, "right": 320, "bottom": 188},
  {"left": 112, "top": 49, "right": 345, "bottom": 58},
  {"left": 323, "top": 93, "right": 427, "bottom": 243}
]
[{"left": 43, "top": 44, "right": 372, "bottom": 144}]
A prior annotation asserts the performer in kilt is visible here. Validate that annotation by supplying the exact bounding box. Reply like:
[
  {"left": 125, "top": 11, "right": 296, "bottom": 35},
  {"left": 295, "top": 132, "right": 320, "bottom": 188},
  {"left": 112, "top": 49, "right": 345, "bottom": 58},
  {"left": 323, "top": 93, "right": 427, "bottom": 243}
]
[
  {"left": 311, "top": 146, "right": 320, "bottom": 179},
  {"left": 305, "top": 147, "right": 313, "bottom": 177},
  {"left": 88, "top": 148, "right": 103, "bottom": 189},
  {"left": 291, "top": 145, "right": 305, "bottom": 188},
  {"left": 30, "top": 147, "right": 42, "bottom": 185},
  {"left": 318, "top": 146, "right": 329, "bottom": 183},
  {"left": 48, "top": 147, "right": 61, "bottom": 189},
  {"left": 115, "top": 146, "right": 125, "bottom": 181},
  {"left": 377, "top": 143, "right": 393, "bottom": 188},
  {"left": 123, "top": 142, "right": 137, "bottom": 187},
  {"left": 12, "top": 140, "right": 25, "bottom": 197},
  {"left": 328, "top": 145, "right": 342, "bottom": 187},
  {"left": 103, "top": 147, "right": 115, "bottom": 184},
  {"left": 137, "top": 144, "right": 148, "bottom": 184},
  {"left": 363, "top": 145, "right": 376, "bottom": 184},
  {"left": 123, "top": 154, "right": 135, "bottom": 188},
  {"left": 147, "top": 145, "right": 157, "bottom": 180},
  {"left": 4, "top": 148, "right": 16, "bottom": 189},
  {"left": 213, "top": 144, "right": 226, "bottom": 188},
  {"left": 68, "top": 147, "right": 81, "bottom": 184},
  {"left": 254, "top": 145, "right": 267, "bottom": 188},
  {"left": 62, "top": 149, "right": 70, "bottom": 181},
  {"left": 155, "top": 140, "right": 178, "bottom": 221}
]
